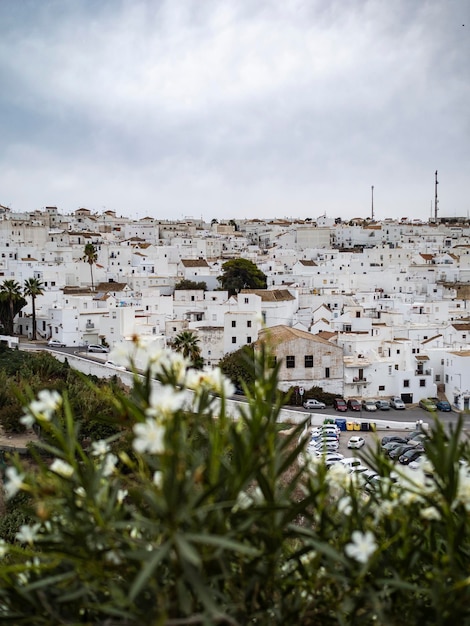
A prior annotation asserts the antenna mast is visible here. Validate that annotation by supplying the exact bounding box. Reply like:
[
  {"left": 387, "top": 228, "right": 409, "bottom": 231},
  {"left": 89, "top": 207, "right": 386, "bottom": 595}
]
[
  {"left": 371, "top": 185, "right": 374, "bottom": 221},
  {"left": 434, "top": 170, "right": 439, "bottom": 221}
]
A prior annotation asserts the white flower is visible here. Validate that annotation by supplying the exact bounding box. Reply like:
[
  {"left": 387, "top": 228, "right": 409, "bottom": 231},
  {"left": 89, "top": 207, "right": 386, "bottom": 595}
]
[
  {"left": 153, "top": 471, "right": 163, "bottom": 488},
  {"left": 4, "top": 467, "right": 25, "bottom": 500},
  {"left": 102, "top": 453, "right": 118, "bottom": 477},
  {"left": 91, "top": 440, "right": 110, "bottom": 457},
  {"left": 345, "top": 530, "right": 377, "bottom": 564},
  {"left": 325, "top": 463, "right": 351, "bottom": 491},
  {"left": 250, "top": 486, "right": 265, "bottom": 505},
  {"left": 16, "top": 523, "right": 41, "bottom": 546},
  {"left": 20, "top": 412, "right": 36, "bottom": 428},
  {"left": 108, "top": 342, "right": 131, "bottom": 368},
  {"left": 373, "top": 498, "right": 398, "bottom": 522},
  {"left": 147, "top": 385, "right": 187, "bottom": 418},
  {"left": 337, "top": 496, "right": 353, "bottom": 516},
  {"left": 421, "top": 506, "right": 441, "bottom": 521},
  {"left": 105, "top": 550, "right": 122, "bottom": 565},
  {"left": 26, "top": 389, "right": 62, "bottom": 422},
  {"left": 133, "top": 418, "right": 166, "bottom": 454},
  {"left": 50, "top": 459, "right": 74, "bottom": 478},
  {"left": 0, "top": 540, "right": 8, "bottom": 558},
  {"left": 117, "top": 489, "right": 128, "bottom": 504},
  {"left": 456, "top": 465, "right": 470, "bottom": 511},
  {"left": 232, "top": 490, "right": 252, "bottom": 512}
]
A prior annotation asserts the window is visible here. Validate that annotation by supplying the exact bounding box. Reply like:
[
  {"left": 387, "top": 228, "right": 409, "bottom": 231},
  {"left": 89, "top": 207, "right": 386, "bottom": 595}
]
[
  {"left": 396, "top": 349, "right": 400, "bottom": 354},
  {"left": 419, "top": 379, "right": 426, "bottom": 387},
  {"left": 247, "top": 320, "right": 252, "bottom": 328},
  {"left": 379, "top": 385, "right": 385, "bottom": 391},
  {"left": 395, "top": 364, "right": 399, "bottom": 370},
  {"left": 435, "top": 374, "right": 441, "bottom": 382},
  {"left": 303, "top": 355, "right": 313, "bottom": 368},
  {"left": 247, "top": 337, "right": 251, "bottom": 344},
  {"left": 232, "top": 337, "right": 236, "bottom": 343},
  {"left": 325, "top": 367, "right": 330, "bottom": 379},
  {"left": 286, "top": 356, "right": 295, "bottom": 368},
  {"left": 388, "top": 366, "right": 392, "bottom": 375},
  {"left": 244, "top": 297, "right": 249, "bottom": 304},
  {"left": 231, "top": 320, "right": 236, "bottom": 328},
  {"left": 403, "top": 380, "right": 410, "bottom": 388}
]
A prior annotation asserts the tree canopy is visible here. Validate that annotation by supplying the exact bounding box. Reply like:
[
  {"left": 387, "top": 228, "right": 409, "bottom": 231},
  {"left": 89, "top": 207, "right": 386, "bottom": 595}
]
[
  {"left": 82, "top": 243, "right": 98, "bottom": 290},
  {"left": 0, "top": 279, "right": 26, "bottom": 335},
  {"left": 174, "top": 279, "right": 207, "bottom": 291},
  {"left": 217, "top": 258, "right": 267, "bottom": 295}
]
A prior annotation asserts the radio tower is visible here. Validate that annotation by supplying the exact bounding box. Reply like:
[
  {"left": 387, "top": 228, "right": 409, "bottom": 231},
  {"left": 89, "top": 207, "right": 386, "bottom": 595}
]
[
  {"left": 371, "top": 185, "right": 374, "bottom": 221},
  {"left": 434, "top": 170, "right": 439, "bottom": 221}
]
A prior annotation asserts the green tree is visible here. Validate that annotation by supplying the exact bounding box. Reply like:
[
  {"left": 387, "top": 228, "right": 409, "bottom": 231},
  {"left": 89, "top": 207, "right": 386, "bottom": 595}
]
[
  {"left": 217, "top": 258, "right": 267, "bottom": 295},
  {"left": 171, "top": 330, "right": 203, "bottom": 369},
  {"left": 0, "top": 279, "right": 26, "bottom": 335},
  {"left": 174, "top": 279, "right": 207, "bottom": 291},
  {"left": 218, "top": 345, "right": 255, "bottom": 390},
  {"left": 23, "top": 278, "right": 44, "bottom": 341},
  {"left": 82, "top": 242, "right": 98, "bottom": 290}
]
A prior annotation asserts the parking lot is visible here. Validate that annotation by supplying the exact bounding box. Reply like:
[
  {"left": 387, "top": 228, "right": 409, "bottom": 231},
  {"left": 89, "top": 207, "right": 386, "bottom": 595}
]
[{"left": 307, "top": 420, "right": 426, "bottom": 469}]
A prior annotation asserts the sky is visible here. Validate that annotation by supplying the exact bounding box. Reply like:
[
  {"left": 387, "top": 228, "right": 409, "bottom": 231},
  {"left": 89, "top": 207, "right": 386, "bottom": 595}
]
[{"left": 0, "top": 0, "right": 469, "bottom": 223}]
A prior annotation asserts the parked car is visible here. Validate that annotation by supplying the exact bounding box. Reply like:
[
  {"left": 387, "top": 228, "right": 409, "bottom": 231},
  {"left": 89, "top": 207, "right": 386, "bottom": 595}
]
[
  {"left": 87, "top": 344, "right": 110, "bottom": 353},
  {"left": 333, "top": 398, "right": 347, "bottom": 411},
  {"left": 390, "top": 396, "right": 406, "bottom": 409},
  {"left": 404, "top": 430, "right": 426, "bottom": 441},
  {"left": 382, "top": 441, "right": 406, "bottom": 453},
  {"left": 310, "top": 438, "right": 339, "bottom": 449},
  {"left": 347, "top": 398, "right": 361, "bottom": 411},
  {"left": 348, "top": 436, "right": 365, "bottom": 449},
  {"left": 310, "top": 428, "right": 340, "bottom": 438},
  {"left": 105, "top": 361, "right": 126, "bottom": 370},
  {"left": 419, "top": 398, "right": 437, "bottom": 412},
  {"left": 310, "top": 441, "right": 339, "bottom": 452},
  {"left": 381, "top": 435, "right": 408, "bottom": 446},
  {"left": 303, "top": 398, "right": 326, "bottom": 410},
  {"left": 389, "top": 445, "right": 419, "bottom": 460},
  {"left": 399, "top": 448, "right": 425, "bottom": 465},
  {"left": 362, "top": 400, "right": 377, "bottom": 412},
  {"left": 340, "top": 457, "right": 363, "bottom": 469},
  {"left": 47, "top": 339, "right": 66, "bottom": 348},
  {"left": 375, "top": 399, "right": 390, "bottom": 411},
  {"left": 436, "top": 400, "right": 452, "bottom": 412}
]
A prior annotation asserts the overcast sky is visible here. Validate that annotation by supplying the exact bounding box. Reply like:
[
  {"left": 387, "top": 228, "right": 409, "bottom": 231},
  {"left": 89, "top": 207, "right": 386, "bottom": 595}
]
[{"left": 0, "top": 0, "right": 468, "bottom": 222}]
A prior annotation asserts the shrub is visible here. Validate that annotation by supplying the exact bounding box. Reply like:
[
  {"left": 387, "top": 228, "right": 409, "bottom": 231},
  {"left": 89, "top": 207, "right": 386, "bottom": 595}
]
[{"left": 0, "top": 343, "right": 469, "bottom": 625}]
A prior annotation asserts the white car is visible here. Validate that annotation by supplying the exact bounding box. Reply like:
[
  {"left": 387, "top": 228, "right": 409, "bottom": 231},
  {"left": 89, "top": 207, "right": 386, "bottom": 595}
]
[
  {"left": 303, "top": 399, "right": 326, "bottom": 410},
  {"left": 105, "top": 360, "right": 126, "bottom": 370},
  {"left": 348, "top": 436, "right": 365, "bottom": 449},
  {"left": 390, "top": 397, "right": 406, "bottom": 410},
  {"left": 362, "top": 400, "right": 377, "bottom": 412},
  {"left": 88, "top": 344, "right": 109, "bottom": 353},
  {"left": 47, "top": 339, "right": 66, "bottom": 348}
]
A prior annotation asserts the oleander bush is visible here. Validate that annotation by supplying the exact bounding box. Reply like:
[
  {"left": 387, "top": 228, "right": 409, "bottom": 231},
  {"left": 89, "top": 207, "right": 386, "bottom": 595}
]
[{"left": 0, "top": 339, "right": 469, "bottom": 625}]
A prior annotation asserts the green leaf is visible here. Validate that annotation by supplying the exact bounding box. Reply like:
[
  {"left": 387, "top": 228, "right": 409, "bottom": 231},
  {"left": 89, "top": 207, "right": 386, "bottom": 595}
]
[
  {"left": 129, "top": 541, "right": 171, "bottom": 602},
  {"left": 185, "top": 532, "right": 260, "bottom": 556}
]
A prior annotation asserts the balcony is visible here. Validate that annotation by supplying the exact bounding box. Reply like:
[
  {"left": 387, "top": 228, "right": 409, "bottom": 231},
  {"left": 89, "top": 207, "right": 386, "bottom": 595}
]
[
  {"left": 85, "top": 323, "right": 95, "bottom": 330},
  {"left": 345, "top": 377, "right": 369, "bottom": 385},
  {"left": 415, "top": 369, "right": 431, "bottom": 376}
]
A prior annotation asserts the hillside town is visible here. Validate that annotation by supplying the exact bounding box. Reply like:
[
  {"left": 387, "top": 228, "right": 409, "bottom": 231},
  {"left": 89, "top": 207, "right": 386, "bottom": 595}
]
[{"left": 2, "top": 204, "right": 470, "bottom": 411}]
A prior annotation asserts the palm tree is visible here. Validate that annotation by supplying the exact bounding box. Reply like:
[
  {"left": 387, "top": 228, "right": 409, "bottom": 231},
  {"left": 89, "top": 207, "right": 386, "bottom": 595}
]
[
  {"left": 24, "top": 277, "right": 44, "bottom": 340},
  {"left": 0, "top": 279, "right": 25, "bottom": 335},
  {"left": 82, "top": 243, "right": 98, "bottom": 290},
  {"left": 171, "top": 330, "right": 203, "bottom": 369}
]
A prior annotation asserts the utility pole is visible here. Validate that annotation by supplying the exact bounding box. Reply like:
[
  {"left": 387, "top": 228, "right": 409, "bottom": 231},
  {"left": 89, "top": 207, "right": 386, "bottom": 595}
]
[
  {"left": 371, "top": 185, "right": 374, "bottom": 221},
  {"left": 434, "top": 170, "right": 439, "bottom": 222}
]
